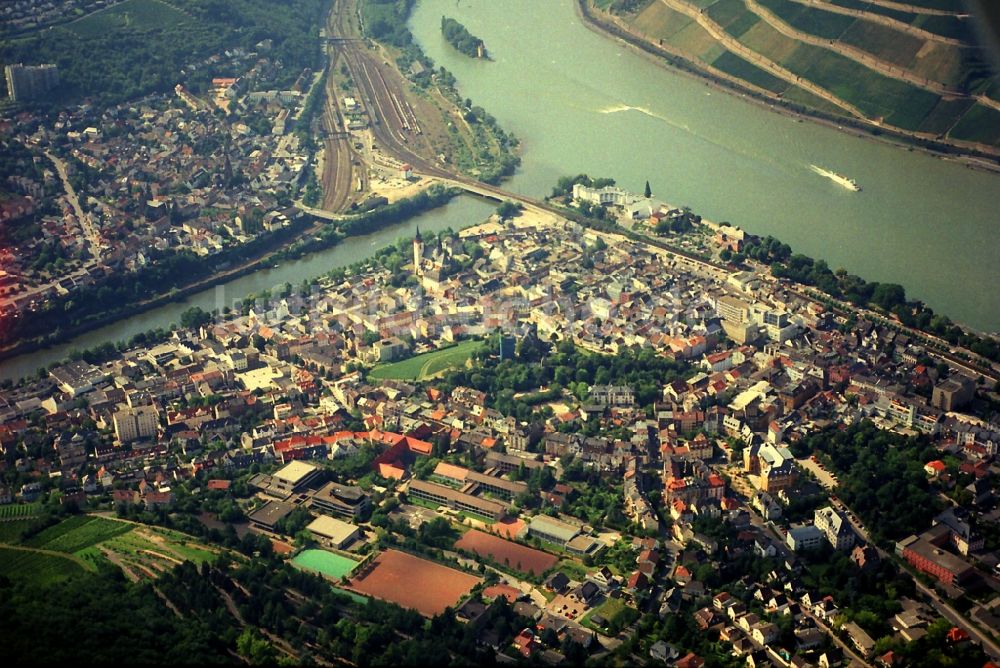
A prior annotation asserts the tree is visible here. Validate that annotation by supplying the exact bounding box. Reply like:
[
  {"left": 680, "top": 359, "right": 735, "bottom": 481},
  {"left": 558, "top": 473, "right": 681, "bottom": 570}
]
[
  {"left": 643, "top": 180, "right": 651, "bottom": 198},
  {"left": 237, "top": 628, "right": 277, "bottom": 665},
  {"left": 495, "top": 200, "right": 522, "bottom": 220}
]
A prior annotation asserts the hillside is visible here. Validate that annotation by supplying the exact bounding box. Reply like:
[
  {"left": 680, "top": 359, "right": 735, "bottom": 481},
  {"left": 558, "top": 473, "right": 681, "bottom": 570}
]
[
  {"left": 0, "top": 0, "right": 326, "bottom": 106},
  {"left": 588, "top": 0, "right": 1000, "bottom": 154}
]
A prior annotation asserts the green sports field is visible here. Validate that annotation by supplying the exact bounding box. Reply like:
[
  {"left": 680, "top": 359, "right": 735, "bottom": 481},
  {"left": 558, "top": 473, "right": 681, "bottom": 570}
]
[
  {"left": 368, "top": 340, "right": 485, "bottom": 381},
  {"left": 292, "top": 549, "right": 360, "bottom": 579}
]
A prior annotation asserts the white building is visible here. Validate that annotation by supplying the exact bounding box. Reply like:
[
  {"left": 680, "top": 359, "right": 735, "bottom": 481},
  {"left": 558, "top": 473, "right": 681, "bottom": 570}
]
[{"left": 113, "top": 405, "right": 160, "bottom": 443}]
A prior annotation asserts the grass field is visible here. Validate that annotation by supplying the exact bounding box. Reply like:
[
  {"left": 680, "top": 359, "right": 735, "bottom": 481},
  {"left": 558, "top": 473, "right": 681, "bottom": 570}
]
[
  {"left": 0, "top": 503, "right": 44, "bottom": 519},
  {"left": 64, "top": 0, "right": 190, "bottom": 38},
  {"left": 0, "top": 546, "right": 88, "bottom": 586},
  {"left": 292, "top": 549, "right": 360, "bottom": 580},
  {"left": 557, "top": 558, "right": 590, "bottom": 582},
  {"left": 368, "top": 340, "right": 484, "bottom": 381},
  {"left": 581, "top": 595, "right": 638, "bottom": 632}
]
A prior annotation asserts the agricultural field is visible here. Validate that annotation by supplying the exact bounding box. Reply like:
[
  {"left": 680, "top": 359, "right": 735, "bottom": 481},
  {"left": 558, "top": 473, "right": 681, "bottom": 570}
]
[
  {"left": 828, "top": 0, "right": 914, "bottom": 24},
  {"left": 0, "top": 546, "right": 88, "bottom": 586},
  {"left": 781, "top": 85, "right": 849, "bottom": 116},
  {"left": 740, "top": 20, "right": 812, "bottom": 65},
  {"left": 630, "top": 2, "right": 693, "bottom": 42},
  {"left": 755, "top": 0, "right": 856, "bottom": 40},
  {"left": 669, "top": 19, "right": 727, "bottom": 63},
  {"left": 706, "top": 0, "right": 761, "bottom": 40},
  {"left": 797, "top": 48, "right": 940, "bottom": 127},
  {"left": 912, "top": 14, "right": 972, "bottom": 42},
  {"left": 453, "top": 529, "right": 559, "bottom": 576},
  {"left": 917, "top": 96, "right": 975, "bottom": 135},
  {"left": 711, "top": 51, "right": 790, "bottom": 95},
  {"left": 63, "top": 0, "right": 191, "bottom": 39},
  {"left": 24, "top": 515, "right": 133, "bottom": 554},
  {"left": 0, "top": 502, "right": 44, "bottom": 519},
  {"left": 948, "top": 103, "right": 1000, "bottom": 146},
  {"left": 0, "top": 519, "right": 39, "bottom": 543},
  {"left": 838, "top": 19, "right": 925, "bottom": 69},
  {"left": 368, "top": 340, "right": 484, "bottom": 381},
  {"left": 0, "top": 515, "right": 219, "bottom": 584},
  {"left": 607, "top": 0, "right": 999, "bottom": 147}
]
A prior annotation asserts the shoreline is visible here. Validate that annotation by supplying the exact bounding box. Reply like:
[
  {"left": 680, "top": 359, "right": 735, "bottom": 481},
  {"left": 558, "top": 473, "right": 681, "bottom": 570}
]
[
  {"left": 0, "top": 188, "right": 460, "bottom": 371},
  {"left": 573, "top": 0, "right": 1000, "bottom": 177}
]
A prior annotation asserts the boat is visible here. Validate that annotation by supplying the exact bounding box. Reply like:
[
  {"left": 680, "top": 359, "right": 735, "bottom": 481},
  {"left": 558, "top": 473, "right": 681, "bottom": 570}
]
[{"left": 810, "top": 164, "right": 861, "bottom": 191}]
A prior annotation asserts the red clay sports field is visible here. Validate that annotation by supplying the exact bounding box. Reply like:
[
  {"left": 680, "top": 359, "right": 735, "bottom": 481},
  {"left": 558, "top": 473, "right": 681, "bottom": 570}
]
[{"left": 348, "top": 549, "right": 481, "bottom": 616}]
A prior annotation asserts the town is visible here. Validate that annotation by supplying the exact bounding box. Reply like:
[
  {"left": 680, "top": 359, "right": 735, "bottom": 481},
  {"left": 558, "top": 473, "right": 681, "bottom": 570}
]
[
  {"left": 3, "top": 0, "right": 1000, "bottom": 666},
  {"left": 1, "top": 181, "right": 998, "bottom": 667}
]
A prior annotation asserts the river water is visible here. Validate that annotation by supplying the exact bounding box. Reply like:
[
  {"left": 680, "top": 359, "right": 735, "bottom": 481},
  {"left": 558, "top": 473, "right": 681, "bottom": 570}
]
[
  {"left": 2, "top": 0, "right": 997, "bottom": 380},
  {"left": 0, "top": 196, "right": 494, "bottom": 381},
  {"left": 409, "top": 0, "right": 999, "bottom": 332}
]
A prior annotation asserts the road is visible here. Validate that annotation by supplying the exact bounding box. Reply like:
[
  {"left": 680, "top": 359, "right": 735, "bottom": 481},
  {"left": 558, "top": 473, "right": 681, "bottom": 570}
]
[
  {"left": 45, "top": 150, "right": 102, "bottom": 257},
  {"left": 914, "top": 578, "right": 1000, "bottom": 659}
]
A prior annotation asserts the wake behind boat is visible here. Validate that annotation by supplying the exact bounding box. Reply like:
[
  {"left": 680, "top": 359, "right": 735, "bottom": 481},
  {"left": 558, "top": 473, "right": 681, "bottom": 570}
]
[{"left": 810, "top": 164, "right": 861, "bottom": 192}]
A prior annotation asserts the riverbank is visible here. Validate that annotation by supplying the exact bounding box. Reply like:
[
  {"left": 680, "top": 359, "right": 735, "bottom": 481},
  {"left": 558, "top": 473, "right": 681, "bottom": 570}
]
[
  {"left": 0, "top": 188, "right": 460, "bottom": 368},
  {"left": 574, "top": 0, "right": 1000, "bottom": 176}
]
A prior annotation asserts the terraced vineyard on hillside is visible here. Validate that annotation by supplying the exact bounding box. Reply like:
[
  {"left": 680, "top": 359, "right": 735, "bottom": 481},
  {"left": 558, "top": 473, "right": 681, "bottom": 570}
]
[{"left": 591, "top": 0, "right": 1000, "bottom": 152}]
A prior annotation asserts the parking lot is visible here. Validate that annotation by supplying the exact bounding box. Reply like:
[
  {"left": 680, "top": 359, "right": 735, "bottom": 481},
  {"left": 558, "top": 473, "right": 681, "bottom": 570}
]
[{"left": 798, "top": 456, "right": 840, "bottom": 489}]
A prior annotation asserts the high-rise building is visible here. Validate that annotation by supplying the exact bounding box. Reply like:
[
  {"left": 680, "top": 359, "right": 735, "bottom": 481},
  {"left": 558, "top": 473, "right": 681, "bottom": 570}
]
[
  {"left": 113, "top": 405, "right": 160, "bottom": 444},
  {"left": 4, "top": 64, "right": 60, "bottom": 102}
]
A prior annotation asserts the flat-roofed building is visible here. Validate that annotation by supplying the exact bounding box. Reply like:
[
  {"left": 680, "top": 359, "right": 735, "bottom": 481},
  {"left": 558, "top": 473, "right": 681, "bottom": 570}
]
[
  {"left": 931, "top": 376, "right": 975, "bottom": 412},
  {"left": 467, "top": 469, "right": 528, "bottom": 500},
  {"left": 407, "top": 479, "right": 507, "bottom": 520},
  {"left": 308, "top": 481, "right": 370, "bottom": 519},
  {"left": 248, "top": 500, "right": 296, "bottom": 533},
  {"left": 484, "top": 451, "right": 545, "bottom": 474},
  {"left": 431, "top": 462, "right": 529, "bottom": 500},
  {"left": 306, "top": 516, "right": 360, "bottom": 549},
  {"left": 786, "top": 525, "right": 823, "bottom": 552},
  {"left": 528, "top": 515, "right": 581, "bottom": 546},
  {"left": 251, "top": 461, "right": 324, "bottom": 499},
  {"left": 896, "top": 535, "right": 975, "bottom": 587}
]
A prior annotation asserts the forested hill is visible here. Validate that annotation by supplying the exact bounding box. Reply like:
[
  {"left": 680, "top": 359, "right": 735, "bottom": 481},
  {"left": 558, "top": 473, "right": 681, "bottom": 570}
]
[{"left": 0, "top": 0, "right": 327, "bottom": 106}]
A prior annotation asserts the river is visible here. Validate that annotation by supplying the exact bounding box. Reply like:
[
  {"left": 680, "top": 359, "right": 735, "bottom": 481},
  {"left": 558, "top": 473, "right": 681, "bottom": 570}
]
[
  {"left": 0, "top": 196, "right": 493, "bottom": 382},
  {"left": 2, "top": 0, "right": 997, "bottom": 380},
  {"left": 409, "top": 0, "right": 999, "bottom": 334}
]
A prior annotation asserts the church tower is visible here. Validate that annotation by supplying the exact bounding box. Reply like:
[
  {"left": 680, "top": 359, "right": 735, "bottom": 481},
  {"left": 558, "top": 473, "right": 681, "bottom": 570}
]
[{"left": 413, "top": 226, "right": 424, "bottom": 275}]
